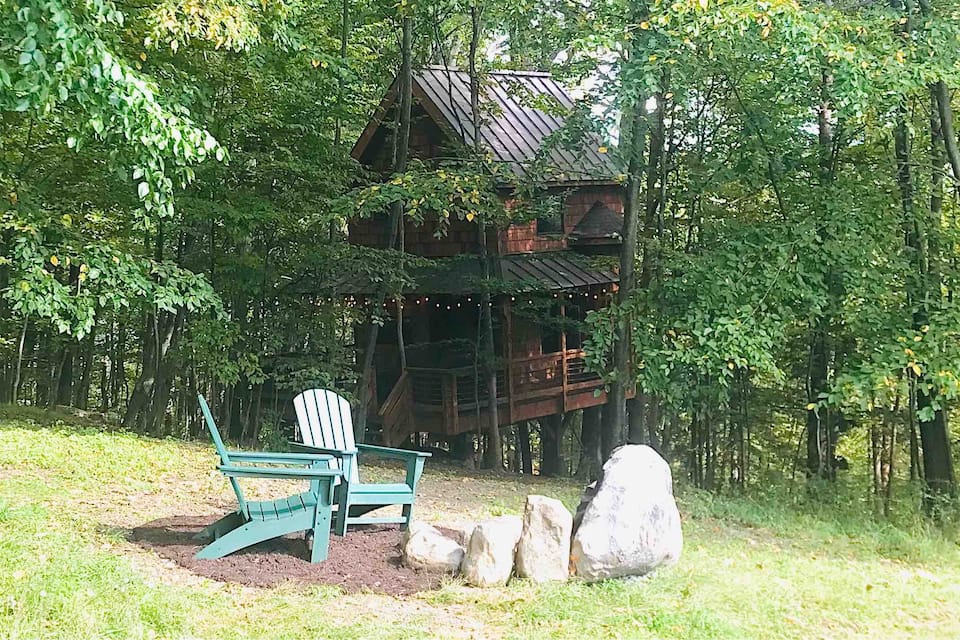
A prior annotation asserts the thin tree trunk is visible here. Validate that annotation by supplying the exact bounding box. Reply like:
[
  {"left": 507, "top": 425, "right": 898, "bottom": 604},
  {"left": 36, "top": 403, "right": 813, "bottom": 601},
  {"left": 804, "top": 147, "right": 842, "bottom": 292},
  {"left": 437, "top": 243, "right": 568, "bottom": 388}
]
[
  {"left": 354, "top": 14, "right": 413, "bottom": 442},
  {"left": 603, "top": 24, "right": 648, "bottom": 459},
  {"left": 76, "top": 327, "right": 95, "bottom": 410},
  {"left": 11, "top": 318, "right": 27, "bottom": 405},
  {"left": 806, "top": 67, "right": 837, "bottom": 480},
  {"left": 333, "top": 0, "right": 350, "bottom": 147},
  {"left": 465, "top": 4, "right": 502, "bottom": 470},
  {"left": 932, "top": 81, "right": 960, "bottom": 185}
]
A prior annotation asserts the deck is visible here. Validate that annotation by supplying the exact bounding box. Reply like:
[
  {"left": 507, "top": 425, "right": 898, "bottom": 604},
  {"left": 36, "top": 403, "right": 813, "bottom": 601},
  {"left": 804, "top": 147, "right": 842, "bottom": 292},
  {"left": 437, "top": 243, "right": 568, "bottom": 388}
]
[{"left": 378, "top": 349, "right": 606, "bottom": 445}]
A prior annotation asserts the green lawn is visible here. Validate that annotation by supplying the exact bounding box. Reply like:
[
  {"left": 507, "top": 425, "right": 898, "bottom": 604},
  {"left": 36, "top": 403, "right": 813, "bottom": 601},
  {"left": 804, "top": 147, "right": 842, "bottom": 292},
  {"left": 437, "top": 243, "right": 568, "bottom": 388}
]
[{"left": 1, "top": 409, "right": 959, "bottom": 639}]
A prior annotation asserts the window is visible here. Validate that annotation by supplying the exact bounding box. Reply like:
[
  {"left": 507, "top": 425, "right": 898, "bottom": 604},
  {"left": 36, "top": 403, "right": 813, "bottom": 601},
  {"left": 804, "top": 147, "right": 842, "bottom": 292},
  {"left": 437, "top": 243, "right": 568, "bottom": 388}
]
[{"left": 534, "top": 194, "right": 565, "bottom": 235}]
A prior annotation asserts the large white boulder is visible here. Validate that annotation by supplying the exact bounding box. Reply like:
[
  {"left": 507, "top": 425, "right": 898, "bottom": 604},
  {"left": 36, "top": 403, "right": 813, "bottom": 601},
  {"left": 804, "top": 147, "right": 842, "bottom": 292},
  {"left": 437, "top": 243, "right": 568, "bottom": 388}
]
[
  {"left": 571, "top": 445, "right": 682, "bottom": 582},
  {"left": 401, "top": 522, "right": 464, "bottom": 573},
  {"left": 514, "top": 495, "right": 572, "bottom": 583},
  {"left": 461, "top": 515, "right": 522, "bottom": 587}
]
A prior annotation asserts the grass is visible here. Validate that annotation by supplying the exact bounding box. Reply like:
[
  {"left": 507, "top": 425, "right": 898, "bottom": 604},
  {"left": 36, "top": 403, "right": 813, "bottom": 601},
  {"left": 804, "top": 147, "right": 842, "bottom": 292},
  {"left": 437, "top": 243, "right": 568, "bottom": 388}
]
[{"left": 1, "top": 410, "right": 959, "bottom": 639}]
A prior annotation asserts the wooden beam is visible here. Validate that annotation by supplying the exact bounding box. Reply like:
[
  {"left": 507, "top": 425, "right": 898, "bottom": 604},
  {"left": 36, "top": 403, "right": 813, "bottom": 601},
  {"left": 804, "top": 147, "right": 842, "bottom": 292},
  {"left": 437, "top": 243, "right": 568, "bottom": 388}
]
[
  {"left": 560, "top": 304, "right": 568, "bottom": 413},
  {"left": 505, "top": 300, "right": 515, "bottom": 424}
]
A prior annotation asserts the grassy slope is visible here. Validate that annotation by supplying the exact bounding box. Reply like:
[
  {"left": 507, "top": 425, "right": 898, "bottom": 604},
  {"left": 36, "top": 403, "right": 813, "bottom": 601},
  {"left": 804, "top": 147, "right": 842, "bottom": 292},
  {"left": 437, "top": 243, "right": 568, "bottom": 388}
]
[{"left": 1, "top": 409, "right": 958, "bottom": 640}]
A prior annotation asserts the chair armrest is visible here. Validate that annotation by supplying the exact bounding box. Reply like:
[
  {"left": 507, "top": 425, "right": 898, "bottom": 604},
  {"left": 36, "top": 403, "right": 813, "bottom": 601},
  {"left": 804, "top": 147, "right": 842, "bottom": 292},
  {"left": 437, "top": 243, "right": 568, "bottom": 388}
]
[
  {"left": 217, "top": 464, "right": 343, "bottom": 480},
  {"left": 228, "top": 451, "right": 333, "bottom": 466},
  {"left": 289, "top": 442, "right": 358, "bottom": 457},
  {"left": 357, "top": 443, "right": 432, "bottom": 460}
]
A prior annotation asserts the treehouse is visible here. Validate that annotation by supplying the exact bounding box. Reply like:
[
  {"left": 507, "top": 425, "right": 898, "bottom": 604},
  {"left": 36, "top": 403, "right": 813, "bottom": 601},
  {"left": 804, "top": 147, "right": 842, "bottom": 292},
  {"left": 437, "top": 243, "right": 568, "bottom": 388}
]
[{"left": 350, "top": 66, "right": 625, "bottom": 446}]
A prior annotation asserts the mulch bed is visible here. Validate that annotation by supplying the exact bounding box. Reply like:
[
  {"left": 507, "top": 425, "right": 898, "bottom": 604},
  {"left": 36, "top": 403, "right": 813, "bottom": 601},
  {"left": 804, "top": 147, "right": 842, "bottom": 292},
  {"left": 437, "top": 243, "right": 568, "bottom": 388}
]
[{"left": 130, "top": 516, "right": 446, "bottom": 595}]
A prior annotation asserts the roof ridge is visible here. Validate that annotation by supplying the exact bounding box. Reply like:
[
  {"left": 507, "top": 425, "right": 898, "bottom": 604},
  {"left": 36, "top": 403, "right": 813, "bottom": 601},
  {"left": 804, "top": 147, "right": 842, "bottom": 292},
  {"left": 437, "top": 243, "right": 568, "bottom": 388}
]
[{"left": 420, "top": 65, "right": 553, "bottom": 78}]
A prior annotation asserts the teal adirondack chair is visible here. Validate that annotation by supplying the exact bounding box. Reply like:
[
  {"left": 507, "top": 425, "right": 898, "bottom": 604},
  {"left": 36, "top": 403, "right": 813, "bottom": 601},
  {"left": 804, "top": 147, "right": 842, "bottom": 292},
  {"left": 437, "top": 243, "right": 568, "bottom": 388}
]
[
  {"left": 195, "top": 395, "right": 343, "bottom": 563},
  {"left": 291, "top": 389, "right": 431, "bottom": 536}
]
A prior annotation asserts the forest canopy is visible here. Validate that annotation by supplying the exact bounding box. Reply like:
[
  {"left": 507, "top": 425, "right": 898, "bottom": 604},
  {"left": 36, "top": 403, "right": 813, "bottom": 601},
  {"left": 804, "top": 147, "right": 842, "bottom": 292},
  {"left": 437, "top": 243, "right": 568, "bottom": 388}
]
[{"left": 3, "top": 0, "right": 960, "bottom": 519}]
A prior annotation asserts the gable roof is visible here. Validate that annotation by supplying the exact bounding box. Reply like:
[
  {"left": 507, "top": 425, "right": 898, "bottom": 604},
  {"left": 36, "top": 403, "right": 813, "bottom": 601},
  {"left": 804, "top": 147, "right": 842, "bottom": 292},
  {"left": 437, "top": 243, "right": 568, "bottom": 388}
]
[
  {"left": 352, "top": 66, "right": 621, "bottom": 185},
  {"left": 569, "top": 201, "right": 623, "bottom": 244}
]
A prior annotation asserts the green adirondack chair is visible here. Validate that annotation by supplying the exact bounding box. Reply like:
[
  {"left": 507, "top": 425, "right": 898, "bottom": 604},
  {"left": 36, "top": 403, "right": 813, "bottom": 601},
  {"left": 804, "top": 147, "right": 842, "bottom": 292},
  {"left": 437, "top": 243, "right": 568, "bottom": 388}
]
[
  {"left": 291, "top": 389, "right": 431, "bottom": 536},
  {"left": 195, "top": 395, "right": 343, "bottom": 563}
]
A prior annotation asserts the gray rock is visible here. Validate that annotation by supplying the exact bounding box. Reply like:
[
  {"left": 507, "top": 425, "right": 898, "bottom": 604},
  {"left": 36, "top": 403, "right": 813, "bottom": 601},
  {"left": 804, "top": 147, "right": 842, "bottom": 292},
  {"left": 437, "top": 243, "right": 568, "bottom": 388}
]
[
  {"left": 514, "top": 495, "right": 572, "bottom": 583},
  {"left": 401, "top": 521, "right": 464, "bottom": 573},
  {"left": 571, "top": 445, "right": 682, "bottom": 582},
  {"left": 461, "top": 515, "right": 522, "bottom": 587}
]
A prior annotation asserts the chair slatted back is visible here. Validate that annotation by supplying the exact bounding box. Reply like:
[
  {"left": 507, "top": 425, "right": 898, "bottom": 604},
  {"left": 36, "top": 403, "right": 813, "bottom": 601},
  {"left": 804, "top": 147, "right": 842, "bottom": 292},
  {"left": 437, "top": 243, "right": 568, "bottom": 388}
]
[
  {"left": 293, "top": 389, "right": 359, "bottom": 484},
  {"left": 198, "top": 395, "right": 248, "bottom": 516}
]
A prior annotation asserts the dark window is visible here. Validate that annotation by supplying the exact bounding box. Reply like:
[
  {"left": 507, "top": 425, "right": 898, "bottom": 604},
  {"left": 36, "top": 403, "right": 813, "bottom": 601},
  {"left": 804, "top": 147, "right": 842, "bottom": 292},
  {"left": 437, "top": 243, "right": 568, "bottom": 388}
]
[
  {"left": 540, "top": 302, "right": 564, "bottom": 353},
  {"left": 535, "top": 194, "right": 565, "bottom": 235},
  {"left": 564, "top": 303, "right": 585, "bottom": 350}
]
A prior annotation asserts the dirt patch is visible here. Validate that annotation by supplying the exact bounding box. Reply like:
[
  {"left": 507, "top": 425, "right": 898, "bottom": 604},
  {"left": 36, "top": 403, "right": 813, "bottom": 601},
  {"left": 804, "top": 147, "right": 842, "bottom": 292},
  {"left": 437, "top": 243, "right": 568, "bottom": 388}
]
[{"left": 130, "top": 516, "right": 447, "bottom": 595}]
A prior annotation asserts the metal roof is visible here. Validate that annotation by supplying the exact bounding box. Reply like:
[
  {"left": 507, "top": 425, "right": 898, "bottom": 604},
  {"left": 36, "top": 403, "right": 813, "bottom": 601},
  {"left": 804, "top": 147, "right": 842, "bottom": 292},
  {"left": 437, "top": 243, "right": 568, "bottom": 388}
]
[
  {"left": 326, "top": 252, "right": 618, "bottom": 295},
  {"left": 498, "top": 254, "right": 618, "bottom": 291},
  {"left": 352, "top": 66, "right": 621, "bottom": 185},
  {"left": 412, "top": 252, "right": 618, "bottom": 294},
  {"left": 569, "top": 201, "right": 623, "bottom": 244}
]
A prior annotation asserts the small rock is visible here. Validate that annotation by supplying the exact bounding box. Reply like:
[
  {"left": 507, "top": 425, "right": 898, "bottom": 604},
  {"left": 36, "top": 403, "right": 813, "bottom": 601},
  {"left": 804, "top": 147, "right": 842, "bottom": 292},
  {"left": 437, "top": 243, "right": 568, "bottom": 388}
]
[
  {"left": 571, "top": 445, "right": 682, "bottom": 582},
  {"left": 461, "top": 515, "right": 522, "bottom": 587},
  {"left": 515, "top": 495, "right": 572, "bottom": 583},
  {"left": 401, "top": 522, "right": 464, "bottom": 573}
]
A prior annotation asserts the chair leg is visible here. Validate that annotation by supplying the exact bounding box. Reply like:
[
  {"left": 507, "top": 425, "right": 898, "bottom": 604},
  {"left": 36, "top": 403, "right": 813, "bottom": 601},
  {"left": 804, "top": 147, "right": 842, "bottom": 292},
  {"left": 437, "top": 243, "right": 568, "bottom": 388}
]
[
  {"left": 311, "top": 507, "right": 333, "bottom": 563},
  {"left": 334, "top": 487, "right": 350, "bottom": 536},
  {"left": 401, "top": 504, "right": 413, "bottom": 531},
  {"left": 194, "top": 511, "right": 245, "bottom": 541}
]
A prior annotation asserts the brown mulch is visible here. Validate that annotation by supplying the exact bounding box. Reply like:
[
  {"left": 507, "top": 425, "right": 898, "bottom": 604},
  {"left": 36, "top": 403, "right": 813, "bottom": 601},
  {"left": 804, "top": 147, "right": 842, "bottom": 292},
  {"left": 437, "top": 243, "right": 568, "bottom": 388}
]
[{"left": 130, "top": 516, "right": 447, "bottom": 595}]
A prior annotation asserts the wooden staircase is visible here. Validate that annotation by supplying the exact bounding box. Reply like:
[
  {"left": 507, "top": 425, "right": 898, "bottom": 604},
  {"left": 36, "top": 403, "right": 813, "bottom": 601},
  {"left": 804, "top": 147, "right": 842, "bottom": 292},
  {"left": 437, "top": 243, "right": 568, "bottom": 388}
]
[{"left": 378, "top": 371, "right": 413, "bottom": 446}]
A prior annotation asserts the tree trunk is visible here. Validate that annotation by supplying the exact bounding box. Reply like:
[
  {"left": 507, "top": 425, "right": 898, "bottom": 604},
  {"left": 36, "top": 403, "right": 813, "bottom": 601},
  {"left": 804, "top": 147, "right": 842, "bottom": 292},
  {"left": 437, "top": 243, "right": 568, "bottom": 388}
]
[
  {"left": 917, "top": 85, "right": 956, "bottom": 504},
  {"left": 76, "top": 328, "right": 95, "bottom": 410},
  {"left": 333, "top": 0, "right": 351, "bottom": 147},
  {"left": 578, "top": 405, "right": 603, "bottom": 480},
  {"left": 805, "top": 319, "right": 832, "bottom": 478},
  {"left": 518, "top": 421, "right": 532, "bottom": 474},
  {"left": 540, "top": 414, "right": 564, "bottom": 477},
  {"left": 122, "top": 311, "right": 181, "bottom": 431},
  {"left": 806, "top": 67, "right": 837, "bottom": 480},
  {"left": 11, "top": 318, "right": 28, "bottom": 405},
  {"left": 479, "top": 283, "right": 501, "bottom": 469},
  {"left": 603, "top": 59, "right": 648, "bottom": 460},
  {"left": 354, "top": 13, "right": 413, "bottom": 443},
  {"left": 627, "top": 394, "right": 647, "bottom": 445}
]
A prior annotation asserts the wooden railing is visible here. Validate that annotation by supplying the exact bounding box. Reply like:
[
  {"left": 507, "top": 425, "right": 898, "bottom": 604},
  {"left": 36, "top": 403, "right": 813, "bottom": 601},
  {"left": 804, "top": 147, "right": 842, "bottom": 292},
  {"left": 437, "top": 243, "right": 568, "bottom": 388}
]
[
  {"left": 382, "top": 349, "right": 603, "bottom": 437},
  {"left": 508, "top": 350, "right": 600, "bottom": 394},
  {"left": 378, "top": 371, "right": 412, "bottom": 446}
]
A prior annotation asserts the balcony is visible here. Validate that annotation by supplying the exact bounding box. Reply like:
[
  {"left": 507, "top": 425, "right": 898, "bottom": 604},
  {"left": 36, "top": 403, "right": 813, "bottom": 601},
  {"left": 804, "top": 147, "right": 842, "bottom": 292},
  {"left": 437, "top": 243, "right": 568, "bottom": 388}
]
[{"left": 379, "top": 349, "right": 605, "bottom": 445}]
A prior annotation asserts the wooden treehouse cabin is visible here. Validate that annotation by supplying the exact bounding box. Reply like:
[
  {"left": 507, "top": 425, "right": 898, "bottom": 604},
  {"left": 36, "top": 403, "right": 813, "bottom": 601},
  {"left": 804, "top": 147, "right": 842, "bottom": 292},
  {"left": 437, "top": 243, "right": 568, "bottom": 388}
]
[{"left": 350, "top": 66, "right": 625, "bottom": 446}]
